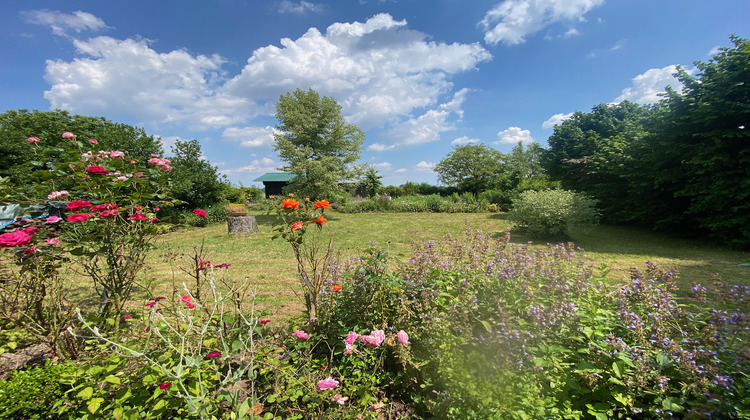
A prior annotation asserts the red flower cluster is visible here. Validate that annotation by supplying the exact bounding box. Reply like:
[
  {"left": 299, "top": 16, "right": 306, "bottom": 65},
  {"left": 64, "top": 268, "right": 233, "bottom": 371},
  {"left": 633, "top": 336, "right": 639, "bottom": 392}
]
[
  {"left": 128, "top": 214, "right": 148, "bottom": 221},
  {"left": 193, "top": 208, "right": 207, "bottom": 218},
  {"left": 66, "top": 201, "right": 92, "bottom": 211},
  {"left": 67, "top": 213, "right": 90, "bottom": 222},
  {"left": 311, "top": 216, "right": 327, "bottom": 226},
  {"left": 86, "top": 165, "right": 108, "bottom": 175}
]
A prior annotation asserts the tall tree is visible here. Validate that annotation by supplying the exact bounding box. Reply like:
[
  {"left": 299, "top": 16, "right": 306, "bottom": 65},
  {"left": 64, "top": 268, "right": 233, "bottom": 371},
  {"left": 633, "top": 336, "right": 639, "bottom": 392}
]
[
  {"left": 168, "top": 139, "right": 228, "bottom": 209},
  {"left": 641, "top": 36, "right": 750, "bottom": 245},
  {"left": 273, "top": 88, "right": 364, "bottom": 200},
  {"left": 434, "top": 143, "right": 508, "bottom": 194},
  {"left": 0, "top": 109, "right": 162, "bottom": 197}
]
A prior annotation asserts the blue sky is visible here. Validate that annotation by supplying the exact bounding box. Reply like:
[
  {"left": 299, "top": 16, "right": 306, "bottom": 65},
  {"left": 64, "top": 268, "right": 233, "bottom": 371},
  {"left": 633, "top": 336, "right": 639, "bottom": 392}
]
[{"left": 1, "top": 1, "right": 747, "bottom": 187}]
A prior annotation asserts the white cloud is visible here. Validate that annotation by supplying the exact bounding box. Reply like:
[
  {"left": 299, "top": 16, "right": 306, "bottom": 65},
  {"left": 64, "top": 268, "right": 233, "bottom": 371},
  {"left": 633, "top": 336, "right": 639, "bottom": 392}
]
[
  {"left": 371, "top": 161, "right": 392, "bottom": 169},
  {"left": 495, "top": 126, "right": 534, "bottom": 145},
  {"left": 563, "top": 28, "right": 580, "bottom": 37},
  {"left": 222, "top": 126, "right": 278, "bottom": 148},
  {"left": 480, "top": 0, "right": 605, "bottom": 46},
  {"left": 157, "top": 135, "right": 181, "bottom": 153},
  {"left": 22, "top": 9, "right": 108, "bottom": 36},
  {"left": 416, "top": 161, "right": 436, "bottom": 170},
  {"left": 367, "top": 143, "right": 396, "bottom": 151},
  {"left": 43, "top": 36, "right": 256, "bottom": 129},
  {"left": 541, "top": 112, "right": 573, "bottom": 129},
  {"left": 278, "top": 1, "right": 323, "bottom": 14},
  {"left": 451, "top": 136, "right": 480, "bottom": 145},
  {"left": 708, "top": 45, "right": 722, "bottom": 56},
  {"left": 41, "top": 13, "right": 490, "bottom": 145},
  {"left": 387, "top": 88, "right": 469, "bottom": 147},
  {"left": 220, "top": 157, "right": 278, "bottom": 175},
  {"left": 395, "top": 168, "right": 407, "bottom": 173},
  {"left": 614, "top": 65, "right": 687, "bottom": 104},
  {"left": 222, "top": 14, "right": 490, "bottom": 128}
]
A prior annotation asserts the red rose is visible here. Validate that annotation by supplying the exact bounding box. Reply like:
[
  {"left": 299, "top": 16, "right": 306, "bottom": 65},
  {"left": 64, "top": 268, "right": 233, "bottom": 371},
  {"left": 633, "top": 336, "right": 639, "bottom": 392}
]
[
  {"left": 67, "top": 213, "right": 90, "bottom": 222},
  {"left": 86, "top": 166, "right": 108, "bottom": 175},
  {"left": 291, "top": 221, "right": 304, "bottom": 231},
  {"left": 193, "top": 208, "right": 207, "bottom": 218},
  {"left": 66, "top": 200, "right": 92, "bottom": 211},
  {"left": 128, "top": 214, "right": 148, "bottom": 221}
]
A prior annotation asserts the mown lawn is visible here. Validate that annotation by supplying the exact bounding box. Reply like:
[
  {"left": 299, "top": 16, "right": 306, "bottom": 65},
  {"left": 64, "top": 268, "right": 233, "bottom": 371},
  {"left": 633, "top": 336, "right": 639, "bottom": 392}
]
[{"left": 140, "top": 210, "right": 750, "bottom": 321}]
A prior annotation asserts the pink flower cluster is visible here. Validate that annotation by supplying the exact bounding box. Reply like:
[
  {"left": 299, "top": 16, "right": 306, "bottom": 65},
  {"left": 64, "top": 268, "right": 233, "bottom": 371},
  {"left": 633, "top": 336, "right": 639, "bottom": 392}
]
[
  {"left": 47, "top": 190, "right": 69, "bottom": 200},
  {"left": 180, "top": 295, "right": 196, "bottom": 309},
  {"left": 292, "top": 329, "right": 309, "bottom": 340},
  {"left": 343, "top": 329, "right": 409, "bottom": 354},
  {"left": 316, "top": 377, "right": 339, "bottom": 390},
  {"left": 148, "top": 157, "right": 172, "bottom": 171},
  {"left": 81, "top": 150, "right": 127, "bottom": 162},
  {"left": 359, "top": 330, "right": 385, "bottom": 348}
]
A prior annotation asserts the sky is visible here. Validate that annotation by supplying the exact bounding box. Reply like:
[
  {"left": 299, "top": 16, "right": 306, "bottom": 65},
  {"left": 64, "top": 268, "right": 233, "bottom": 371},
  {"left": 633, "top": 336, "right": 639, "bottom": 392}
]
[{"left": 1, "top": 1, "right": 748, "bottom": 188}]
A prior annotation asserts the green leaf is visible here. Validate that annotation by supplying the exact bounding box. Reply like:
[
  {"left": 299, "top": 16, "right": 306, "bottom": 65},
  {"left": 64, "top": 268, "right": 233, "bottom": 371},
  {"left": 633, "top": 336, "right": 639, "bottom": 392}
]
[
  {"left": 104, "top": 375, "right": 121, "bottom": 385},
  {"left": 87, "top": 397, "right": 104, "bottom": 414},
  {"left": 77, "top": 386, "right": 94, "bottom": 400},
  {"left": 113, "top": 407, "right": 124, "bottom": 420}
]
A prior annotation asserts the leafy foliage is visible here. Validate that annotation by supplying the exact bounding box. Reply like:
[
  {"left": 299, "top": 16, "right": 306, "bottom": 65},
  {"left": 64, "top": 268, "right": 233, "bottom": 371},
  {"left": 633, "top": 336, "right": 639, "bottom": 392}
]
[
  {"left": 274, "top": 88, "right": 364, "bottom": 200},
  {"left": 168, "top": 139, "right": 229, "bottom": 210},
  {"left": 509, "top": 189, "right": 599, "bottom": 237}
]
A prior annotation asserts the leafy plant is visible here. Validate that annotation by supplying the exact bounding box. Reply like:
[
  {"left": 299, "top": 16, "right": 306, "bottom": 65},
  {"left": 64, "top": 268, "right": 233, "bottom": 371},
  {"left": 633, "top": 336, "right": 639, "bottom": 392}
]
[{"left": 509, "top": 189, "right": 599, "bottom": 237}]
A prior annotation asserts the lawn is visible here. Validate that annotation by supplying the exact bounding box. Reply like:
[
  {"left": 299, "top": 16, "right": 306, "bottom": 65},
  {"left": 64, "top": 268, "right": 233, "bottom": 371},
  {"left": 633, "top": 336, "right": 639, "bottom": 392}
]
[{"left": 145, "top": 210, "right": 750, "bottom": 320}]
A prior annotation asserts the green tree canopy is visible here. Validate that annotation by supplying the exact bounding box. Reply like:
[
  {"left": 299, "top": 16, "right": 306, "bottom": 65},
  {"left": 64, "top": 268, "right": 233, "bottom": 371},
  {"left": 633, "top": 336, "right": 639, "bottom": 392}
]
[
  {"left": 434, "top": 143, "right": 508, "bottom": 194},
  {"left": 0, "top": 109, "right": 162, "bottom": 197},
  {"left": 273, "top": 88, "right": 364, "bottom": 200},
  {"left": 168, "top": 139, "right": 229, "bottom": 209}
]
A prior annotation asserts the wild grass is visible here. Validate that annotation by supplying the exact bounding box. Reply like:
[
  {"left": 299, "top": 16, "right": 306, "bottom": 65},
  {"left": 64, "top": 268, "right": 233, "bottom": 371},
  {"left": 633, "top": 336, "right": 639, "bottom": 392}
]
[{"left": 139, "top": 210, "right": 750, "bottom": 321}]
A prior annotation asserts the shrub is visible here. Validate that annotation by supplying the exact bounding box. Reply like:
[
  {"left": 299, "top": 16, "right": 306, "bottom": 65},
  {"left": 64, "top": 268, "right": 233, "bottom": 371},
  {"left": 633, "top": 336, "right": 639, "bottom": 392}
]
[
  {"left": 0, "top": 361, "right": 77, "bottom": 419},
  {"left": 509, "top": 189, "right": 599, "bottom": 237}
]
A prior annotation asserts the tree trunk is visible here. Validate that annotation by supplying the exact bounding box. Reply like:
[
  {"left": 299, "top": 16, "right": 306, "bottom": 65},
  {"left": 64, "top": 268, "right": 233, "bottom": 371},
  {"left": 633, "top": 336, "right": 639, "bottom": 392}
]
[{"left": 227, "top": 216, "right": 258, "bottom": 235}]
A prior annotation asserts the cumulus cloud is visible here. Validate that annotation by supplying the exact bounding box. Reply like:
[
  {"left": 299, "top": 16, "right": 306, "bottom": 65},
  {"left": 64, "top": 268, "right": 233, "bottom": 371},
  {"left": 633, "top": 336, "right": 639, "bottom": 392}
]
[
  {"left": 367, "top": 143, "right": 396, "bottom": 151},
  {"left": 371, "top": 161, "right": 392, "bottom": 169},
  {"left": 451, "top": 136, "right": 480, "bottom": 145},
  {"left": 222, "top": 14, "right": 490, "bottom": 128},
  {"left": 22, "top": 9, "right": 108, "bottom": 36},
  {"left": 42, "top": 12, "right": 490, "bottom": 141},
  {"left": 541, "top": 112, "right": 573, "bottom": 129},
  {"left": 416, "top": 161, "right": 436, "bottom": 170},
  {"left": 222, "top": 126, "right": 278, "bottom": 148},
  {"left": 278, "top": 1, "right": 323, "bottom": 14},
  {"left": 495, "top": 126, "right": 534, "bottom": 145},
  {"left": 480, "top": 0, "right": 605, "bottom": 45},
  {"left": 614, "top": 65, "right": 687, "bottom": 104},
  {"left": 220, "top": 157, "right": 278, "bottom": 175},
  {"left": 387, "top": 88, "right": 469, "bottom": 147},
  {"left": 43, "top": 36, "right": 256, "bottom": 128}
]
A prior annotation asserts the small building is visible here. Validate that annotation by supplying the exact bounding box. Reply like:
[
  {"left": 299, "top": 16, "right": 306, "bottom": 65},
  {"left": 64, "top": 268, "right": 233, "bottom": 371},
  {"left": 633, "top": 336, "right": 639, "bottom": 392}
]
[{"left": 253, "top": 172, "right": 296, "bottom": 198}]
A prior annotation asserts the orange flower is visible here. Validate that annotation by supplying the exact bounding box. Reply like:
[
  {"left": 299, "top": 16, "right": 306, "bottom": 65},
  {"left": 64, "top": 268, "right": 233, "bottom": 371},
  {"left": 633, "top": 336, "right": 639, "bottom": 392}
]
[
  {"left": 311, "top": 215, "right": 327, "bottom": 226},
  {"left": 269, "top": 195, "right": 274, "bottom": 199},
  {"left": 289, "top": 193, "right": 294, "bottom": 197},
  {"left": 291, "top": 221, "right": 304, "bottom": 231},
  {"left": 332, "top": 284, "right": 342, "bottom": 292},
  {"left": 304, "top": 197, "right": 309, "bottom": 202},
  {"left": 313, "top": 200, "right": 330, "bottom": 210},
  {"left": 282, "top": 198, "right": 300, "bottom": 210}
]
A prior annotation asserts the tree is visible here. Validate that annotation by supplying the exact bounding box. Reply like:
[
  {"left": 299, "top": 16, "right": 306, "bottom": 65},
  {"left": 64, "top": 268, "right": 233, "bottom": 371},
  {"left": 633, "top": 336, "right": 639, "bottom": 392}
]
[
  {"left": 363, "top": 167, "right": 383, "bottom": 198},
  {"left": 168, "top": 139, "right": 229, "bottom": 209},
  {"left": 434, "top": 144, "right": 508, "bottom": 194},
  {"left": 0, "top": 109, "right": 162, "bottom": 197},
  {"left": 273, "top": 89, "right": 364, "bottom": 200},
  {"left": 639, "top": 36, "right": 750, "bottom": 245}
]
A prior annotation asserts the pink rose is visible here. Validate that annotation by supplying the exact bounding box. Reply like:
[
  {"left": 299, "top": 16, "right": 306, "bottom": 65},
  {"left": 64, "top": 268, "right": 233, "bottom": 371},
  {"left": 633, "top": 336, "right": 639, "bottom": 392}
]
[
  {"left": 47, "top": 190, "right": 69, "bottom": 200},
  {"left": 397, "top": 330, "right": 409, "bottom": 345},
  {"left": 180, "top": 295, "right": 191, "bottom": 303},
  {"left": 193, "top": 208, "right": 207, "bottom": 219},
  {"left": 45, "top": 216, "right": 62, "bottom": 224},
  {"left": 89, "top": 139, "right": 98, "bottom": 144},
  {"left": 292, "top": 329, "right": 309, "bottom": 340},
  {"left": 128, "top": 214, "right": 148, "bottom": 221},
  {"left": 345, "top": 332, "right": 358, "bottom": 346},
  {"left": 62, "top": 132, "right": 75, "bottom": 139},
  {"left": 46, "top": 238, "right": 59, "bottom": 245},
  {"left": 0, "top": 231, "right": 32, "bottom": 248},
  {"left": 317, "top": 377, "right": 339, "bottom": 390},
  {"left": 110, "top": 151, "right": 125, "bottom": 159},
  {"left": 332, "top": 394, "right": 349, "bottom": 405},
  {"left": 27, "top": 137, "right": 40, "bottom": 143}
]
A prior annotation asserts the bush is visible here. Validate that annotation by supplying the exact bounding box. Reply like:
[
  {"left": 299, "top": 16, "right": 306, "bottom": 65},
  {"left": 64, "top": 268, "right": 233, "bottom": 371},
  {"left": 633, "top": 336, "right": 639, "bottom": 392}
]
[
  {"left": 509, "top": 189, "right": 599, "bottom": 237},
  {"left": 0, "top": 362, "right": 77, "bottom": 419}
]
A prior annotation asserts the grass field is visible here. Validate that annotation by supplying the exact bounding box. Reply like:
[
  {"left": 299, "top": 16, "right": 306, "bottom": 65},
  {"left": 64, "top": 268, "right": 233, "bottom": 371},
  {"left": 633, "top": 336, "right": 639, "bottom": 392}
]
[{"left": 141, "top": 210, "right": 750, "bottom": 321}]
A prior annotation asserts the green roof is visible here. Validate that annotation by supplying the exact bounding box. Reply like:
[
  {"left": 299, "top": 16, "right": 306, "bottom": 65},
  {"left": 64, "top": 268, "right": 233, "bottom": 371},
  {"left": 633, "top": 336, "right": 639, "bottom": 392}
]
[{"left": 253, "top": 172, "right": 296, "bottom": 182}]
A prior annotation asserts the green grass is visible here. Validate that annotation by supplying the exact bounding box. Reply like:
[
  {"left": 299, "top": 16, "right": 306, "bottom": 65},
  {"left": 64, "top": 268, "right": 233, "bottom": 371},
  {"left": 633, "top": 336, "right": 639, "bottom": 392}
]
[{"left": 141, "top": 210, "right": 750, "bottom": 321}]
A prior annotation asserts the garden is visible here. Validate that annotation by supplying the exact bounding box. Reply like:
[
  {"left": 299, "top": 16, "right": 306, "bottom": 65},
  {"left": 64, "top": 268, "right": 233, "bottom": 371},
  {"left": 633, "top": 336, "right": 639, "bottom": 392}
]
[{"left": 0, "top": 131, "right": 748, "bottom": 420}]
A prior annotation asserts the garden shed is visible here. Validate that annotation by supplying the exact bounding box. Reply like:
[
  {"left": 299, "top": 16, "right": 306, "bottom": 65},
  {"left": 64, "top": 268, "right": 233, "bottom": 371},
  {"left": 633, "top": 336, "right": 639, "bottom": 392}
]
[{"left": 253, "top": 172, "right": 296, "bottom": 198}]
